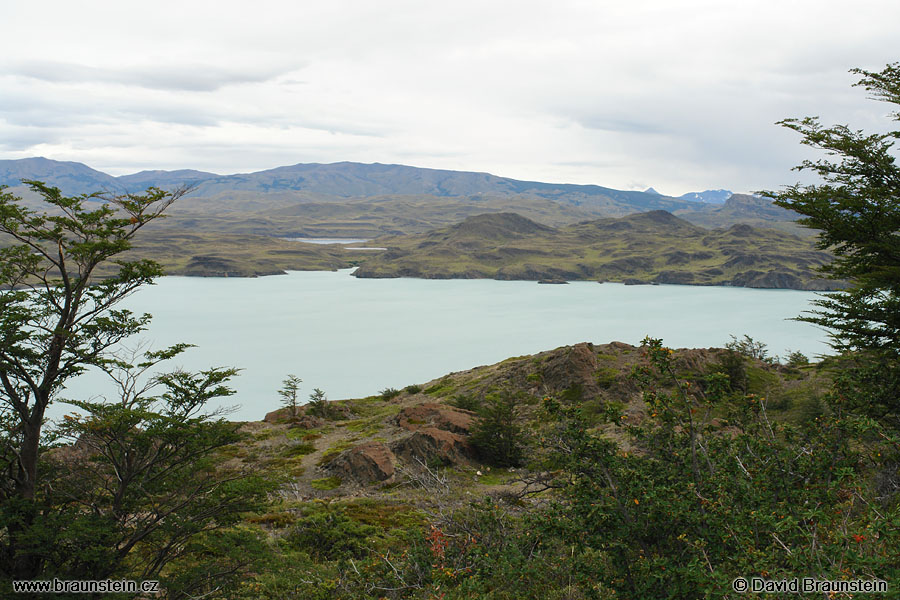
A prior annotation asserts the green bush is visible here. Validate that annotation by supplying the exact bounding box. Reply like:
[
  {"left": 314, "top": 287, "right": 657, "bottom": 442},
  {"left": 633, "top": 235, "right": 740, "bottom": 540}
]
[
  {"left": 379, "top": 387, "right": 401, "bottom": 400},
  {"left": 534, "top": 337, "right": 899, "bottom": 599},
  {"left": 785, "top": 349, "right": 809, "bottom": 367},
  {"left": 712, "top": 348, "right": 747, "bottom": 393},
  {"left": 285, "top": 506, "right": 377, "bottom": 561},
  {"left": 306, "top": 388, "right": 344, "bottom": 420},
  {"left": 469, "top": 393, "right": 525, "bottom": 467},
  {"left": 595, "top": 366, "right": 619, "bottom": 388},
  {"left": 449, "top": 394, "right": 481, "bottom": 412}
]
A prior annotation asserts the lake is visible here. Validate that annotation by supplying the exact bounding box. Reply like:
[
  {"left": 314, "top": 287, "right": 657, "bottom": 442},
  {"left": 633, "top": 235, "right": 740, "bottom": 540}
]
[{"left": 58, "top": 270, "right": 830, "bottom": 422}]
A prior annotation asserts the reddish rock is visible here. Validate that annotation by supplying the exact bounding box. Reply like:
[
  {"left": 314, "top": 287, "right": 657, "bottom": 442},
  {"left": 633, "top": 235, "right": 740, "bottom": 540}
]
[
  {"left": 395, "top": 403, "right": 475, "bottom": 434},
  {"left": 392, "top": 427, "right": 474, "bottom": 465},
  {"left": 326, "top": 442, "right": 396, "bottom": 484},
  {"left": 264, "top": 407, "right": 294, "bottom": 423},
  {"left": 539, "top": 342, "right": 602, "bottom": 396}
]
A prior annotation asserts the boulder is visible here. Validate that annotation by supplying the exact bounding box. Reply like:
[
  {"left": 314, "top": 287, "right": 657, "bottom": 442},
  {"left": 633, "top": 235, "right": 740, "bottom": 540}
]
[
  {"left": 395, "top": 402, "right": 475, "bottom": 434},
  {"left": 392, "top": 427, "right": 474, "bottom": 465},
  {"left": 326, "top": 441, "right": 396, "bottom": 484},
  {"left": 264, "top": 407, "right": 294, "bottom": 423}
]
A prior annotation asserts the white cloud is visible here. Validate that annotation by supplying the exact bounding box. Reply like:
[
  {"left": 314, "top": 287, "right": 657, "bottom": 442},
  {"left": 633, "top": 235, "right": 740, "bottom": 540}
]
[{"left": 1, "top": 0, "right": 898, "bottom": 194}]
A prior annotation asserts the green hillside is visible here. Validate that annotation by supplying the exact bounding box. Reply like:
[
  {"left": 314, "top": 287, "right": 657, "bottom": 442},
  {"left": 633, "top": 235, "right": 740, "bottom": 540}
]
[{"left": 353, "top": 211, "right": 839, "bottom": 290}]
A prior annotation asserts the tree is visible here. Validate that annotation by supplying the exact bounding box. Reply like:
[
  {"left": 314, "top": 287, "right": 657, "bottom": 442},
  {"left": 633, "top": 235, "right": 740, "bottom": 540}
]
[
  {"left": 469, "top": 392, "right": 525, "bottom": 467},
  {"left": 36, "top": 348, "right": 273, "bottom": 592},
  {"left": 306, "top": 387, "right": 327, "bottom": 417},
  {"left": 278, "top": 374, "right": 303, "bottom": 417},
  {"left": 766, "top": 62, "right": 900, "bottom": 425},
  {"left": 0, "top": 181, "right": 189, "bottom": 579}
]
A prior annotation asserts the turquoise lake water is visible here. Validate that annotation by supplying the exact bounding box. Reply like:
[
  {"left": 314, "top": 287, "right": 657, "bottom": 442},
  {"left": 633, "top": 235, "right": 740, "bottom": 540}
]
[{"left": 57, "top": 270, "right": 830, "bottom": 421}]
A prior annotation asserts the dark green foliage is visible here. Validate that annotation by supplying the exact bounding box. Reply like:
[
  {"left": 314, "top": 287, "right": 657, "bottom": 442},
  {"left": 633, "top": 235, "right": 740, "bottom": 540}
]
[
  {"left": 711, "top": 348, "right": 748, "bottom": 393},
  {"left": 0, "top": 181, "right": 195, "bottom": 582},
  {"left": 469, "top": 393, "right": 525, "bottom": 467},
  {"left": 404, "top": 384, "right": 422, "bottom": 394},
  {"left": 535, "top": 338, "right": 898, "bottom": 599},
  {"left": 285, "top": 505, "right": 377, "bottom": 561},
  {"left": 1, "top": 348, "right": 275, "bottom": 591},
  {"left": 286, "top": 442, "right": 317, "bottom": 456},
  {"left": 379, "top": 387, "right": 401, "bottom": 400},
  {"left": 767, "top": 62, "right": 900, "bottom": 428},
  {"left": 160, "top": 527, "right": 271, "bottom": 600},
  {"left": 785, "top": 349, "right": 809, "bottom": 366},
  {"left": 306, "top": 387, "right": 342, "bottom": 420},
  {"left": 559, "top": 383, "right": 584, "bottom": 402},
  {"left": 0, "top": 182, "right": 189, "bottom": 502},
  {"left": 448, "top": 393, "right": 481, "bottom": 412}
]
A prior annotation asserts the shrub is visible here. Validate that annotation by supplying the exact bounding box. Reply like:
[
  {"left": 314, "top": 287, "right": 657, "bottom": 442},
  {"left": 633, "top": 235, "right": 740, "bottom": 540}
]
[
  {"left": 449, "top": 394, "right": 481, "bottom": 412},
  {"left": 785, "top": 349, "right": 809, "bottom": 367},
  {"left": 285, "top": 506, "right": 376, "bottom": 560},
  {"left": 306, "top": 388, "right": 343, "bottom": 420},
  {"left": 380, "top": 387, "right": 401, "bottom": 400},
  {"left": 469, "top": 393, "right": 525, "bottom": 467},
  {"left": 712, "top": 348, "right": 748, "bottom": 393},
  {"left": 726, "top": 334, "right": 771, "bottom": 361}
]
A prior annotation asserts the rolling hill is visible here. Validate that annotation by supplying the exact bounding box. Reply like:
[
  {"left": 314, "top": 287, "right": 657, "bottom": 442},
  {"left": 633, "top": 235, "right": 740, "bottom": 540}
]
[{"left": 351, "top": 211, "right": 838, "bottom": 290}]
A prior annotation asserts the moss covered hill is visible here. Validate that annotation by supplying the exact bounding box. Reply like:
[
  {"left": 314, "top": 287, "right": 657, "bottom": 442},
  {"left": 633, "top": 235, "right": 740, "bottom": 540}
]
[
  {"left": 351, "top": 211, "right": 839, "bottom": 290},
  {"left": 209, "top": 341, "right": 833, "bottom": 598}
]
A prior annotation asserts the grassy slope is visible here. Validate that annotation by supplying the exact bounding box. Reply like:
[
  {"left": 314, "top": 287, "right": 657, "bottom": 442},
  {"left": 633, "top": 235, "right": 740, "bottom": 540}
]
[{"left": 211, "top": 341, "right": 832, "bottom": 597}]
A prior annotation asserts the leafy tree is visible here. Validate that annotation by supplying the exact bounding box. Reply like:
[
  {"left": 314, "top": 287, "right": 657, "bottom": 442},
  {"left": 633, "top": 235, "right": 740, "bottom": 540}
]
[
  {"left": 32, "top": 347, "right": 274, "bottom": 593},
  {"left": 766, "top": 62, "right": 900, "bottom": 426},
  {"left": 0, "top": 181, "right": 272, "bottom": 595},
  {"left": 0, "top": 180, "right": 189, "bottom": 579},
  {"left": 278, "top": 374, "right": 303, "bottom": 418}
]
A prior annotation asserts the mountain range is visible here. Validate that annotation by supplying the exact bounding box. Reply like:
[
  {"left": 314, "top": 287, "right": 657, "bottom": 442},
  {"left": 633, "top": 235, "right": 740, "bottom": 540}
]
[{"left": 2, "top": 157, "right": 733, "bottom": 211}]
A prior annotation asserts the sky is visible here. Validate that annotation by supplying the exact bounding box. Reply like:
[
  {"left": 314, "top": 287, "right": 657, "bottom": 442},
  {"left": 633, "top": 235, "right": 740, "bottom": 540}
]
[{"left": 1, "top": 0, "right": 898, "bottom": 196}]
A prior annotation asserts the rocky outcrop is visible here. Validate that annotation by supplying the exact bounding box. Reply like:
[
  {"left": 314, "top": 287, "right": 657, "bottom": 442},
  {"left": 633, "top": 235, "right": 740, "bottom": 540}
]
[
  {"left": 325, "top": 442, "right": 396, "bottom": 484},
  {"left": 263, "top": 407, "right": 326, "bottom": 427},
  {"left": 395, "top": 403, "right": 475, "bottom": 435},
  {"left": 391, "top": 428, "right": 474, "bottom": 465},
  {"left": 537, "top": 342, "right": 603, "bottom": 397}
]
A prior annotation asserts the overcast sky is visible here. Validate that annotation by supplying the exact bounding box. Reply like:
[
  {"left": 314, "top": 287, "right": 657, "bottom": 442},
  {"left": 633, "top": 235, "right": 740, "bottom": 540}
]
[{"left": 1, "top": 0, "right": 898, "bottom": 195}]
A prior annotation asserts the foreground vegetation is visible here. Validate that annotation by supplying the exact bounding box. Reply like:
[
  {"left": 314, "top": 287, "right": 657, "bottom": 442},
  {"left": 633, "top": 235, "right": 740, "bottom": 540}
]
[{"left": 1, "top": 62, "right": 898, "bottom": 598}]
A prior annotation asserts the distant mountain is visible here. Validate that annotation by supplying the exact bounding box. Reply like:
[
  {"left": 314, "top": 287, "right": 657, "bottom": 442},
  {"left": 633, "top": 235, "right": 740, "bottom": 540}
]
[
  {"left": 116, "top": 169, "right": 219, "bottom": 191},
  {"left": 674, "top": 194, "right": 805, "bottom": 234},
  {"left": 679, "top": 189, "right": 733, "bottom": 204},
  {"left": 0, "top": 157, "right": 119, "bottom": 195},
  {"left": 0, "top": 157, "right": 703, "bottom": 216},
  {"left": 1, "top": 158, "right": 803, "bottom": 235}
]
